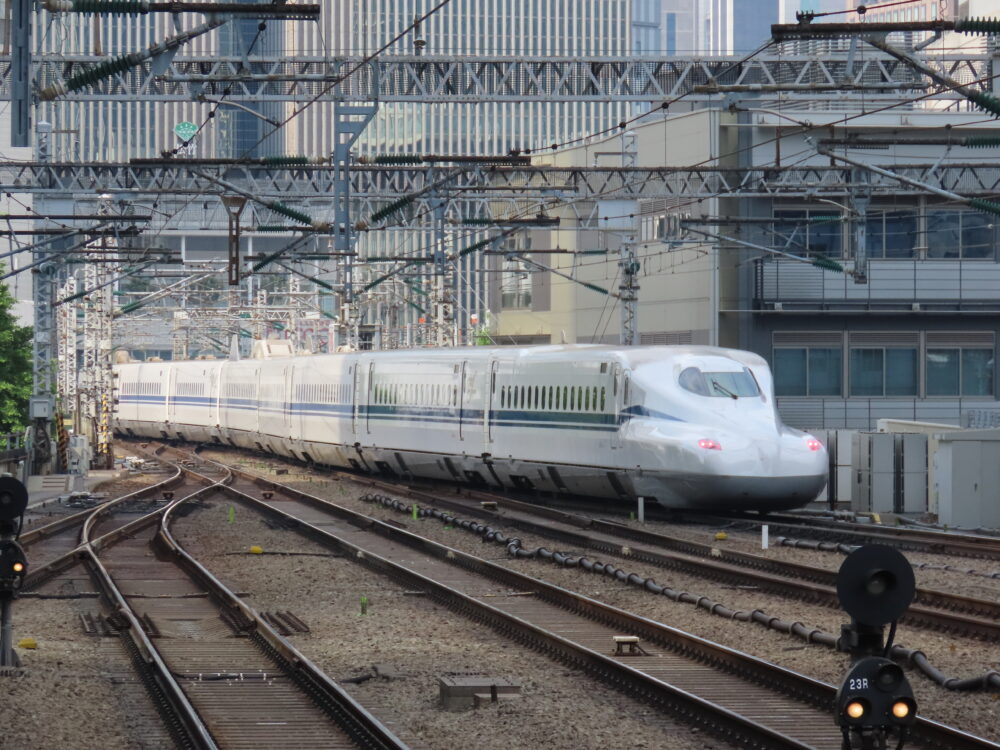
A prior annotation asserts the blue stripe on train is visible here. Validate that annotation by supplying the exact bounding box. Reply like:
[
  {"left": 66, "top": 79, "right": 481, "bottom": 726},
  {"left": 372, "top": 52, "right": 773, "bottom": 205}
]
[{"left": 118, "top": 395, "right": 683, "bottom": 430}]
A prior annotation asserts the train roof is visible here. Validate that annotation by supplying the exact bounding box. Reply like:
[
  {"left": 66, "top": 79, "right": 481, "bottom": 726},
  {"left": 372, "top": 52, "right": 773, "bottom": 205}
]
[{"left": 115, "top": 343, "right": 767, "bottom": 369}]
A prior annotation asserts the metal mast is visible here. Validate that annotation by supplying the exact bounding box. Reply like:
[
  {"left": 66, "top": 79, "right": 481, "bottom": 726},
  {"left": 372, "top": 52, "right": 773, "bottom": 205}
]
[{"left": 619, "top": 130, "right": 639, "bottom": 346}]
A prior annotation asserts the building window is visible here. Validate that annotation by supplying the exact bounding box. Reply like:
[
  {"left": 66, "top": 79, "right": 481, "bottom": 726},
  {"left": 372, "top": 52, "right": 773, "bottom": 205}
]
[
  {"left": 926, "top": 348, "right": 994, "bottom": 396},
  {"left": 500, "top": 236, "right": 533, "bottom": 309},
  {"left": 866, "top": 209, "right": 917, "bottom": 258},
  {"left": 772, "top": 209, "right": 842, "bottom": 257},
  {"left": 773, "top": 347, "right": 842, "bottom": 396},
  {"left": 849, "top": 348, "right": 918, "bottom": 397},
  {"left": 926, "top": 210, "right": 994, "bottom": 259}
]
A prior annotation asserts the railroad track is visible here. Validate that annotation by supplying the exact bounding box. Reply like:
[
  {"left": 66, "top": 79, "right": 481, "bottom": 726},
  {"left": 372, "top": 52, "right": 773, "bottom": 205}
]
[
  {"left": 360, "top": 485, "right": 1000, "bottom": 642},
  {"left": 20, "top": 459, "right": 198, "bottom": 590},
  {"left": 183, "top": 447, "right": 997, "bottom": 750},
  {"left": 682, "top": 511, "right": 1000, "bottom": 561},
  {"left": 31, "top": 444, "right": 408, "bottom": 750},
  {"left": 178, "top": 444, "right": 1000, "bottom": 643}
]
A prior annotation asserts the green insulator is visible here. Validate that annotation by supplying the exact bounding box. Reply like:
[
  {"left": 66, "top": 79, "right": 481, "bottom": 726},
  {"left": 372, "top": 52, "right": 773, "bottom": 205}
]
[
  {"left": 370, "top": 195, "right": 414, "bottom": 223},
  {"left": 954, "top": 17, "right": 1000, "bottom": 35},
  {"left": 969, "top": 198, "right": 1000, "bottom": 216},
  {"left": 260, "top": 155, "right": 310, "bottom": 166},
  {"left": 373, "top": 154, "right": 423, "bottom": 165},
  {"left": 812, "top": 256, "right": 844, "bottom": 273},
  {"left": 962, "top": 136, "right": 1000, "bottom": 148},
  {"left": 66, "top": 53, "right": 136, "bottom": 91},
  {"left": 268, "top": 202, "right": 313, "bottom": 226},
  {"left": 254, "top": 225, "right": 296, "bottom": 232},
  {"left": 966, "top": 91, "right": 1000, "bottom": 118},
  {"left": 461, "top": 218, "right": 494, "bottom": 226},
  {"left": 458, "top": 238, "right": 491, "bottom": 258}
]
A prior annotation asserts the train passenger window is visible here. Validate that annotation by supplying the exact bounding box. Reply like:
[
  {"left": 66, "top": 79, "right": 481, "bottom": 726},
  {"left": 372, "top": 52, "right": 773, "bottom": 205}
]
[
  {"left": 555, "top": 387, "right": 560, "bottom": 410},
  {"left": 563, "top": 386, "right": 568, "bottom": 410},
  {"left": 569, "top": 387, "right": 575, "bottom": 411},
  {"left": 600, "top": 387, "right": 606, "bottom": 411},
  {"left": 592, "top": 387, "right": 598, "bottom": 411},
  {"left": 584, "top": 388, "right": 590, "bottom": 411}
]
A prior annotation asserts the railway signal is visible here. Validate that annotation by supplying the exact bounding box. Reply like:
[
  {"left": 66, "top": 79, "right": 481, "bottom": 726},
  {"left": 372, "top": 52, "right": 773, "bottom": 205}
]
[
  {"left": 0, "top": 476, "right": 29, "bottom": 535},
  {"left": 835, "top": 544, "right": 917, "bottom": 749},
  {"left": 0, "top": 476, "right": 28, "bottom": 667},
  {"left": 0, "top": 540, "right": 27, "bottom": 599}
]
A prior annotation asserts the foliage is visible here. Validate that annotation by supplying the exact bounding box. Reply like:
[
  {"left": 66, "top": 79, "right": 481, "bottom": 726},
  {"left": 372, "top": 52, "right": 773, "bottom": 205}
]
[{"left": 0, "top": 270, "right": 32, "bottom": 433}]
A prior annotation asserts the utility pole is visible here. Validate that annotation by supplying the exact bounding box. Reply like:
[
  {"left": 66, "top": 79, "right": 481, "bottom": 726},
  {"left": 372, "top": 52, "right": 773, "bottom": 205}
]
[
  {"left": 333, "top": 100, "right": 377, "bottom": 351},
  {"left": 619, "top": 130, "right": 640, "bottom": 346},
  {"left": 850, "top": 167, "right": 871, "bottom": 284},
  {"left": 27, "top": 122, "right": 56, "bottom": 476}
]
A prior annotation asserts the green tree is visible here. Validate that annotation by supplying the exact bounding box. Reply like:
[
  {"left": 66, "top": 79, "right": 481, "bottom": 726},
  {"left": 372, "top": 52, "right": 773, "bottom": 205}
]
[{"left": 0, "top": 271, "right": 32, "bottom": 433}]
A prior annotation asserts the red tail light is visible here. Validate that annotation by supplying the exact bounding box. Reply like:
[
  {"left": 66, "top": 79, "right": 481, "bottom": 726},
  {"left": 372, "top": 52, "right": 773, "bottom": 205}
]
[
  {"left": 806, "top": 438, "right": 823, "bottom": 452},
  {"left": 698, "top": 439, "right": 722, "bottom": 450}
]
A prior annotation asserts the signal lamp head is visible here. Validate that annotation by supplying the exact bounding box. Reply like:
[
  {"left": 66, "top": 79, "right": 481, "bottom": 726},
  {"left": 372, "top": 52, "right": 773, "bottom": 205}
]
[
  {"left": 12, "top": 561, "right": 24, "bottom": 574},
  {"left": 697, "top": 438, "right": 722, "bottom": 451},
  {"left": 892, "top": 700, "right": 912, "bottom": 720},
  {"left": 837, "top": 545, "right": 916, "bottom": 627},
  {"left": 846, "top": 701, "right": 866, "bottom": 720},
  {"left": 805, "top": 437, "right": 823, "bottom": 451}
]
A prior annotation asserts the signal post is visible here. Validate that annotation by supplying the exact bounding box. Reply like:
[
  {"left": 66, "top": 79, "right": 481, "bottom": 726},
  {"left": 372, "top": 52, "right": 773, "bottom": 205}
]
[
  {"left": 0, "top": 477, "right": 29, "bottom": 667},
  {"left": 834, "top": 545, "right": 918, "bottom": 750}
]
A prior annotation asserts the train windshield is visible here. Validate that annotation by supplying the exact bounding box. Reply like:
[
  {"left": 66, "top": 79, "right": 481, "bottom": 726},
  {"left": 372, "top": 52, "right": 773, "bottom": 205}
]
[{"left": 678, "top": 367, "right": 760, "bottom": 399}]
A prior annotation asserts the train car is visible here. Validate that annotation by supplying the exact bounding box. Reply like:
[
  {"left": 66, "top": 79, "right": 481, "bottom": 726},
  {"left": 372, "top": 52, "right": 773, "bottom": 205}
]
[{"left": 114, "top": 344, "right": 828, "bottom": 511}]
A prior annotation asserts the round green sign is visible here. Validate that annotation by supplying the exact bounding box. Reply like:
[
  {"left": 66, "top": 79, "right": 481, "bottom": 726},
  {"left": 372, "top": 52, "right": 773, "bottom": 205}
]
[{"left": 174, "top": 121, "right": 198, "bottom": 140}]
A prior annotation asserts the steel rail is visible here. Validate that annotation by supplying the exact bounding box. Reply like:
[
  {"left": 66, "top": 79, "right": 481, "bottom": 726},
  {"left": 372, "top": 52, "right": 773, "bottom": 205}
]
[
  {"left": 379, "top": 488, "right": 1000, "bottom": 640},
  {"left": 194, "top": 453, "right": 997, "bottom": 750},
  {"left": 80, "top": 482, "right": 224, "bottom": 749},
  {"left": 130, "top": 443, "right": 412, "bottom": 750},
  {"left": 695, "top": 512, "right": 1000, "bottom": 560}
]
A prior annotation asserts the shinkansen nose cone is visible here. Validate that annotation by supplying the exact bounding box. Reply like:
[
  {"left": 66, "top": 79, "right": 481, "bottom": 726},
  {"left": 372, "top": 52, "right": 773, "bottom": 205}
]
[{"left": 625, "top": 353, "right": 828, "bottom": 510}]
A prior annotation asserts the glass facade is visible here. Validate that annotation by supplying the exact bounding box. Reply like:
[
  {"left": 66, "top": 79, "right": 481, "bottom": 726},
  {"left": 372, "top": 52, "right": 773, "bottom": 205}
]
[
  {"left": 865, "top": 209, "right": 917, "bottom": 259},
  {"left": 926, "top": 210, "right": 994, "bottom": 259},
  {"left": 927, "top": 348, "right": 994, "bottom": 396},
  {"left": 774, "top": 347, "right": 842, "bottom": 396},
  {"left": 849, "top": 348, "right": 918, "bottom": 397},
  {"left": 772, "top": 210, "right": 842, "bottom": 257}
]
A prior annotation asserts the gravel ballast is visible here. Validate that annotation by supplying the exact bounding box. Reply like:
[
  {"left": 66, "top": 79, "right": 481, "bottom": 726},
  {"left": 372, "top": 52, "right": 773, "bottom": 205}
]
[
  {"left": 173, "top": 496, "right": 723, "bottom": 750},
  {"left": 196, "top": 449, "right": 1000, "bottom": 743}
]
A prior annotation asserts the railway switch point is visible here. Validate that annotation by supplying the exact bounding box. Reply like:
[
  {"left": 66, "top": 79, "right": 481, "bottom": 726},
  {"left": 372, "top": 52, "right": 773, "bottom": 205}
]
[
  {"left": 439, "top": 675, "right": 521, "bottom": 709},
  {"left": 613, "top": 635, "right": 648, "bottom": 656}
]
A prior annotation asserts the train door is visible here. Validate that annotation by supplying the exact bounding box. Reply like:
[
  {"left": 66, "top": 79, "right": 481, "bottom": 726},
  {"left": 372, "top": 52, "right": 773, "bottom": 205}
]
[
  {"left": 458, "top": 361, "right": 468, "bottom": 441},
  {"left": 366, "top": 361, "right": 375, "bottom": 434},
  {"left": 281, "top": 366, "right": 290, "bottom": 437},
  {"left": 612, "top": 364, "right": 625, "bottom": 449},
  {"left": 486, "top": 360, "right": 498, "bottom": 446},
  {"left": 351, "top": 363, "right": 360, "bottom": 436},
  {"left": 208, "top": 367, "right": 220, "bottom": 429}
]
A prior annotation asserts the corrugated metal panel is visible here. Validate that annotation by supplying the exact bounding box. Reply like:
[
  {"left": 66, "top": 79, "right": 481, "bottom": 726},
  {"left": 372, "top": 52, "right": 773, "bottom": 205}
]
[
  {"left": 849, "top": 331, "right": 920, "bottom": 346},
  {"left": 926, "top": 331, "right": 994, "bottom": 346},
  {"left": 773, "top": 331, "right": 843, "bottom": 346},
  {"left": 640, "top": 331, "right": 693, "bottom": 345},
  {"left": 776, "top": 399, "right": 823, "bottom": 428}
]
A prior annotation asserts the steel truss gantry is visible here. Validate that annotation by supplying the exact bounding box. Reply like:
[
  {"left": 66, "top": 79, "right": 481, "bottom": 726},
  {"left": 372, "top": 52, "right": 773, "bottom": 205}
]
[
  {"left": 5, "top": 162, "right": 1000, "bottom": 224},
  {"left": 0, "top": 51, "right": 962, "bottom": 104}
]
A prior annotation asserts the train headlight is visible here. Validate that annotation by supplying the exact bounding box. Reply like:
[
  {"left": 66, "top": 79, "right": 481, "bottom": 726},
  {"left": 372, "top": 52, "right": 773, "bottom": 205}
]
[
  {"left": 697, "top": 439, "right": 722, "bottom": 451},
  {"left": 805, "top": 437, "right": 823, "bottom": 451}
]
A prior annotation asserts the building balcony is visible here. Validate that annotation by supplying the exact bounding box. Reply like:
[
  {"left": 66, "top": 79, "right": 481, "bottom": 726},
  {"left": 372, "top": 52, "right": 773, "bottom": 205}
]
[{"left": 754, "top": 257, "right": 1000, "bottom": 310}]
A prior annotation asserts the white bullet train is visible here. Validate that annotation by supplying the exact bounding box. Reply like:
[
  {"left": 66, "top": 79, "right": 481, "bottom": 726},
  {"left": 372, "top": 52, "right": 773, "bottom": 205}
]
[{"left": 113, "top": 344, "right": 828, "bottom": 511}]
